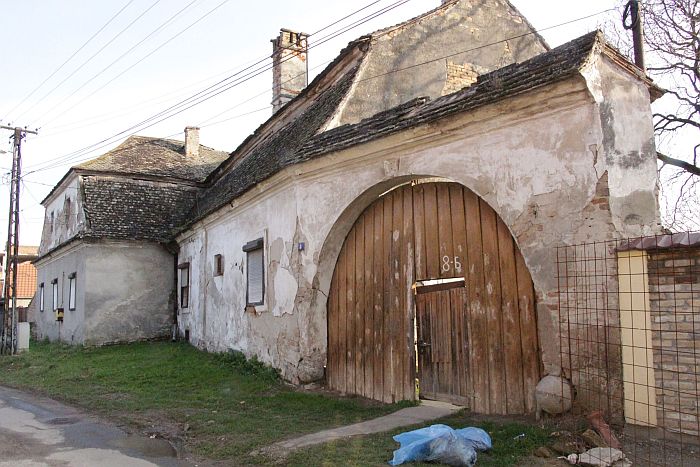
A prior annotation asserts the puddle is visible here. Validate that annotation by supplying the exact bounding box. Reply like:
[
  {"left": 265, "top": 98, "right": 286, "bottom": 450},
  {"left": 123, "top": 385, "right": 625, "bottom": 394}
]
[
  {"left": 45, "top": 417, "right": 79, "bottom": 425},
  {"left": 111, "top": 435, "right": 177, "bottom": 458}
]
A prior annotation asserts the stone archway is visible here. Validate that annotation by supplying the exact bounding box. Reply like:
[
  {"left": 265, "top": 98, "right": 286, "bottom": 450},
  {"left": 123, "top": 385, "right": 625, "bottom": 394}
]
[{"left": 326, "top": 181, "right": 541, "bottom": 414}]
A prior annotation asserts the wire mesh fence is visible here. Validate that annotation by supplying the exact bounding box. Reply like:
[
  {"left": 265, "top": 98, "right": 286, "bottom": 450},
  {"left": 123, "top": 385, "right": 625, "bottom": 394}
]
[{"left": 556, "top": 231, "right": 700, "bottom": 466}]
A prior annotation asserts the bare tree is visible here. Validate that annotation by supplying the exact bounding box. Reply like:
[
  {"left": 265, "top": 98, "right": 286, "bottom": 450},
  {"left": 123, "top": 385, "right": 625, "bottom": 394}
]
[{"left": 610, "top": 0, "right": 700, "bottom": 230}]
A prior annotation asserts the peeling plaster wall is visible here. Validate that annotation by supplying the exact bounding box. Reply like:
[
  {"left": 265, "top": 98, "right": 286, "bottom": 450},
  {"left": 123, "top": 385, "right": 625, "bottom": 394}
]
[
  {"left": 178, "top": 64, "right": 660, "bottom": 386},
  {"left": 334, "top": 0, "right": 548, "bottom": 126},
  {"left": 82, "top": 241, "right": 174, "bottom": 345},
  {"left": 582, "top": 54, "right": 659, "bottom": 237},
  {"left": 38, "top": 175, "right": 85, "bottom": 255}
]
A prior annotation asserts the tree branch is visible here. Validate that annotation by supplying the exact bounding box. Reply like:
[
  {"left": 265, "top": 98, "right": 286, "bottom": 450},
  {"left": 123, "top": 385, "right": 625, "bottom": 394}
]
[{"left": 657, "top": 151, "right": 700, "bottom": 176}]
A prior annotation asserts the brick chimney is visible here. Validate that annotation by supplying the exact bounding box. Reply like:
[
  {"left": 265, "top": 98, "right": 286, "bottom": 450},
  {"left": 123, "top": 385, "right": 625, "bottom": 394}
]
[
  {"left": 271, "top": 29, "right": 309, "bottom": 114},
  {"left": 184, "top": 126, "right": 199, "bottom": 157}
]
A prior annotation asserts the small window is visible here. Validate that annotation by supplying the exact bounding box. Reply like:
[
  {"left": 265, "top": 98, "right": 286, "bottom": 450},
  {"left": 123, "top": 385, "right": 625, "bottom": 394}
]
[
  {"left": 214, "top": 254, "right": 224, "bottom": 276},
  {"left": 243, "top": 238, "right": 264, "bottom": 306},
  {"left": 68, "top": 272, "right": 76, "bottom": 311},
  {"left": 39, "top": 283, "right": 44, "bottom": 312},
  {"left": 64, "top": 197, "right": 72, "bottom": 227},
  {"left": 178, "top": 263, "right": 190, "bottom": 308},
  {"left": 51, "top": 278, "right": 58, "bottom": 311}
]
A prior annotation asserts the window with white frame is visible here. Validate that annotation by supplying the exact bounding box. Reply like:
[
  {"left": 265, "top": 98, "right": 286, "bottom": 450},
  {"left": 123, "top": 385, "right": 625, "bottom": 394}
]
[
  {"left": 243, "top": 238, "right": 264, "bottom": 306},
  {"left": 68, "top": 272, "right": 76, "bottom": 310},
  {"left": 51, "top": 278, "right": 58, "bottom": 311},
  {"left": 39, "top": 283, "right": 44, "bottom": 312},
  {"left": 178, "top": 263, "right": 189, "bottom": 308}
]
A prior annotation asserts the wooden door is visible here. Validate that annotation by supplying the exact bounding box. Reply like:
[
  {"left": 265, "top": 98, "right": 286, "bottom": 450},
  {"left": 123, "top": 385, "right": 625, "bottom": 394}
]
[
  {"left": 416, "top": 282, "right": 470, "bottom": 405},
  {"left": 327, "top": 181, "right": 540, "bottom": 413}
]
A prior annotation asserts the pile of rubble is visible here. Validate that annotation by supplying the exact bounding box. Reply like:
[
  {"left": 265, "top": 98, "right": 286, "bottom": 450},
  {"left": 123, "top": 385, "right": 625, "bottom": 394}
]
[{"left": 533, "top": 412, "right": 628, "bottom": 466}]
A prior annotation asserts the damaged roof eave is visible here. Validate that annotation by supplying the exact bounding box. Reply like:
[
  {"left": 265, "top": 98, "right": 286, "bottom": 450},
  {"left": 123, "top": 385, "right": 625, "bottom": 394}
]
[{"left": 598, "top": 40, "right": 665, "bottom": 102}]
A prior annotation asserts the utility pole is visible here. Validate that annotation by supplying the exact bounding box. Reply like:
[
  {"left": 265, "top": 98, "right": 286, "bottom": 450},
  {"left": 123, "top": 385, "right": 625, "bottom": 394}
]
[
  {"left": 0, "top": 125, "right": 37, "bottom": 355},
  {"left": 623, "top": 0, "right": 646, "bottom": 72}
]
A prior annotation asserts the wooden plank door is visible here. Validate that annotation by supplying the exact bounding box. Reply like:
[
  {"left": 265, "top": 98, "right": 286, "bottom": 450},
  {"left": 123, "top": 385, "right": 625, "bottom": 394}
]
[
  {"left": 416, "top": 283, "right": 470, "bottom": 406},
  {"left": 327, "top": 181, "right": 540, "bottom": 412}
]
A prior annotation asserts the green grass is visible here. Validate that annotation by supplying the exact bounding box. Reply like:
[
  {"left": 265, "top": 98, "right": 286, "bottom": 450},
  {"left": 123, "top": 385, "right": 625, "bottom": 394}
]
[
  {"left": 286, "top": 412, "right": 551, "bottom": 467},
  {"left": 0, "top": 340, "right": 409, "bottom": 463}
]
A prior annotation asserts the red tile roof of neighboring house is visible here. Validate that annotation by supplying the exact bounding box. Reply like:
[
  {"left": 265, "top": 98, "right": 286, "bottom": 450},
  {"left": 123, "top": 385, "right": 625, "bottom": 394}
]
[
  {"left": 15, "top": 261, "right": 37, "bottom": 299},
  {"left": 618, "top": 231, "right": 700, "bottom": 251}
]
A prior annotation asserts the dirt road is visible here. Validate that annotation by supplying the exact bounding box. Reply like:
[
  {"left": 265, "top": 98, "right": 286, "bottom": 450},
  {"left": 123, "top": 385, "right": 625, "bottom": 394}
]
[{"left": 0, "top": 385, "right": 190, "bottom": 467}]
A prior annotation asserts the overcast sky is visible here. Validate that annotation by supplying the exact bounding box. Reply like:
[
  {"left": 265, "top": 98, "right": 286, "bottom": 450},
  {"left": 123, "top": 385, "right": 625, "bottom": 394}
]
[{"left": 0, "top": 0, "right": 621, "bottom": 246}]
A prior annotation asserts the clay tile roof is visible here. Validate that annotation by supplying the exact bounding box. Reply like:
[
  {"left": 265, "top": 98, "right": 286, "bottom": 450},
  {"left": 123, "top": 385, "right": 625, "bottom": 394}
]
[
  {"left": 81, "top": 176, "right": 199, "bottom": 242},
  {"left": 618, "top": 232, "right": 700, "bottom": 251},
  {"left": 190, "top": 64, "right": 362, "bottom": 221},
  {"left": 296, "top": 31, "right": 603, "bottom": 162},
  {"left": 77, "top": 136, "right": 229, "bottom": 183},
  {"left": 182, "top": 31, "right": 604, "bottom": 229},
  {"left": 16, "top": 261, "right": 37, "bottom": 299}
]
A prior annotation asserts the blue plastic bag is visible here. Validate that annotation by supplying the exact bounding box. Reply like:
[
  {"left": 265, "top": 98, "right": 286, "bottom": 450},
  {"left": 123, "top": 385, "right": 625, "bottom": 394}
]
[{"left": 388, "top": 424, "right": 491, "bottom": 466}]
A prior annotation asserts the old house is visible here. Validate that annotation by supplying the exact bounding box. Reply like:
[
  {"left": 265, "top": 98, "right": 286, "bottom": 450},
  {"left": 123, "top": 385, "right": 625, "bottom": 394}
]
[
  {"left": 36, "top": 0, "right": 662, "bottom": 415},
  {"left": 34, "top": 133, "right": 228, "bottom": 344}
]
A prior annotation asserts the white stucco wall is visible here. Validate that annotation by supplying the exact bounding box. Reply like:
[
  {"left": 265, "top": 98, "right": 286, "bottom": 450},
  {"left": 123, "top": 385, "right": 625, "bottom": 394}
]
[
  {"left": 35, "top": 240, "right": 175, "bottom": 345},
  {"left": 34, "top": 242, "right": 88, "bottom": 344},
  {"left": 177, "top": 58, "right": 661, "bottom": 384},
  {"left": 82, "top": 241, "right": 174, "bottom": 345}
]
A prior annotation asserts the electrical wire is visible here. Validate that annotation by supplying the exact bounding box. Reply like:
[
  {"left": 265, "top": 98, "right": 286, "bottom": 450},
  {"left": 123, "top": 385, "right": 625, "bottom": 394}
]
[
  {"left": 1, "top": 0, "right": 136, "bottom": 123},
  {"left": 357, "top": 7, "right": 617, "bottom": 84},
  {"left": 23, "top": 3, "right": 618, "bottom": 179},
  {"left": 31, "top": 0, "right": 384, "bottom": 137},
  {"left": 35, "top": 0, "right": 206, "bottom": 127},
  {"left": 23, "top": 0, "right": 413, "bottom": 174},
  {"left": 23, "top": 0, "right": 395, "bottom": 167},
  {"left": 12, "top": 0, "right": 164, "bottom": 123}
]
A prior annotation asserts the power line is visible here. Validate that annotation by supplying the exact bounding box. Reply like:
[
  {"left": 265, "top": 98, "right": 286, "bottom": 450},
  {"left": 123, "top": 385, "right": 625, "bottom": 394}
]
[
  {"left": 357, "top": 7, "right": 618, "bottom": 84},
  {"left": 13, "top": 0, "right": 164, "bottom": 123},
  {"left": 35, "top": 0, "right": 207, "bottom": 127},
  {"left": 31, "top": 0, "right": 384, "bottom": 136},
  {"left": 23, "top": 0, "right": 412, "bottom": 174},
  {"left": 24, "top": 3, "right": 618, "bottom": 178},
  {"left": 1, "top": 0, "right": 136, "bottom": 123},
  {"left": 195, "top": 60, "right": 331, "bottom": 127}
]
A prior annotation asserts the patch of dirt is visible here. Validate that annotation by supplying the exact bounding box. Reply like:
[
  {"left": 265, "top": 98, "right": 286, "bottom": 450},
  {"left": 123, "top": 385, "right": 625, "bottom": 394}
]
[
  {"left": 0, "top": 428, "right": 55, "bottom": 462},
  {"left": 295, "top": 382, "right": 393, "bottom": 408},
  {"left": 516, "top": 456, "right": 569, "bottom": 466}
]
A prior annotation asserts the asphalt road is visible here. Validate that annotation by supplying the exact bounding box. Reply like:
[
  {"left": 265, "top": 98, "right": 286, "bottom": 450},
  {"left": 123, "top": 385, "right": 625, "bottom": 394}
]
[{"left": 0, "top": 385, "right": 191, "bottom": 467}]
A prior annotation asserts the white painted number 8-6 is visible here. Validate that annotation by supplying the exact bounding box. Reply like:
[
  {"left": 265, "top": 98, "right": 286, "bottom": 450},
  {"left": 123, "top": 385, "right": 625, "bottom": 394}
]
[{"left": 441, "top": 256, "right": 462, "bottom": 272}]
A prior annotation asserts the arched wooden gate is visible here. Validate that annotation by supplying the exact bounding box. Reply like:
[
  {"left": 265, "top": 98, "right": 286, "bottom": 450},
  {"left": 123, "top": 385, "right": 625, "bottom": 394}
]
[{"left": 327, "top": 181, "right": 540, "bottom": 414}]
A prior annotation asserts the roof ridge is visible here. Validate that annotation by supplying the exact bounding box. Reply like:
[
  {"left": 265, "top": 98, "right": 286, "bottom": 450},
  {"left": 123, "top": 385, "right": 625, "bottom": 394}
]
[{"left": 368, "top": 0, "right": 457, "bottom": 38}]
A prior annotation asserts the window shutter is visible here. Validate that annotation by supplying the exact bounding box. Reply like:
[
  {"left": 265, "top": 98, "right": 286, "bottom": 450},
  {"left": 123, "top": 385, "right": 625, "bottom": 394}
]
[{"left": 247, "top": 248, "right": 264, "bottom": 305}]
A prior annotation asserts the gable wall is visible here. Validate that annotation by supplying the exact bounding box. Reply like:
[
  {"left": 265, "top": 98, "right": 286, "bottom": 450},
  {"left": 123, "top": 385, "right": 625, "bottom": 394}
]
[
  {"left": 177, "top": 68, "right": 660, "bottom": 384},
  {"left": 39, "top": 175, "right": 86, "bottom": 255},
  {"left": 333, "top": 0, "right": 548, "bottom": 126}
]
